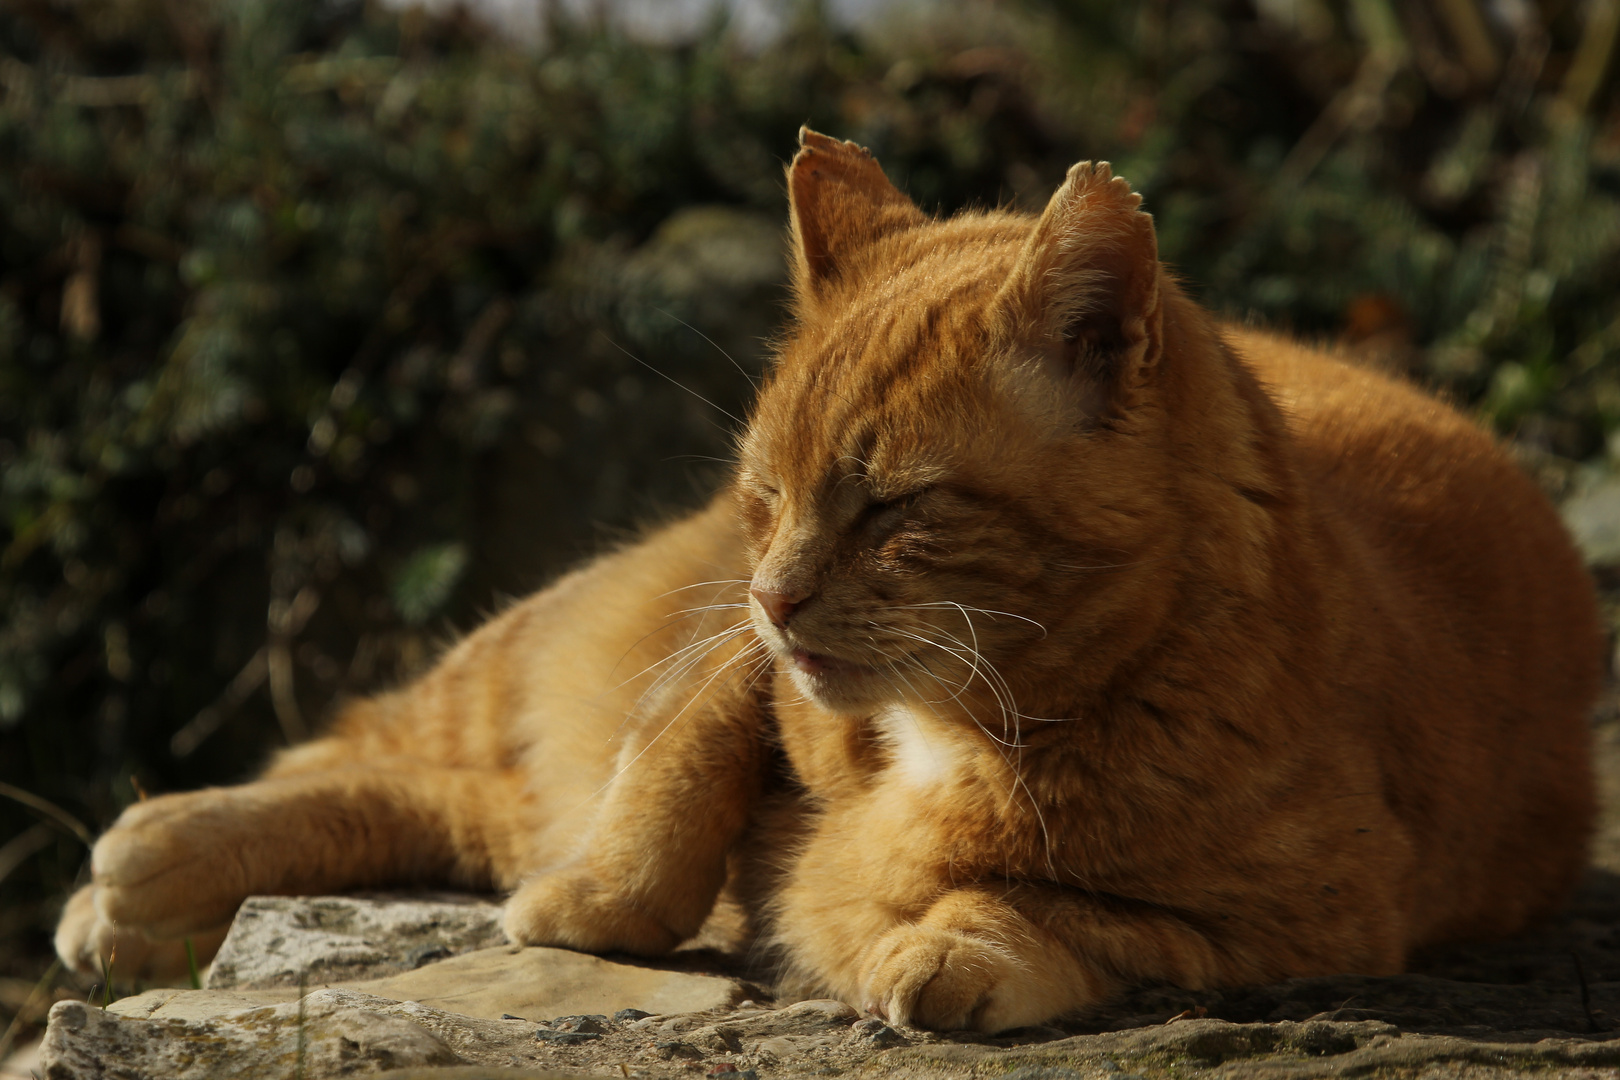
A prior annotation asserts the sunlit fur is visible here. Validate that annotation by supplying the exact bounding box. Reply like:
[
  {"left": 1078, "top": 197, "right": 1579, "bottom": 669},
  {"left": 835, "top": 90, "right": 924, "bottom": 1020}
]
[{"left": 57, "top": 131, "right": 1599, "bottom": 1034}]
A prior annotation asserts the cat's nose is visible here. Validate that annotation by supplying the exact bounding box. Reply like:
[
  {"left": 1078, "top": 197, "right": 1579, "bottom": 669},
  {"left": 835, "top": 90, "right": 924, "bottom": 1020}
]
[{"left": 750, "top": 584, "right": 806, "bottom": 629}]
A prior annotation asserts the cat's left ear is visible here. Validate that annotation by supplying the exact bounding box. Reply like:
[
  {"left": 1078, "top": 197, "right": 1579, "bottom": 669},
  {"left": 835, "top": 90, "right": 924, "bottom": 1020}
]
[
  {"left": 995, "top": 162, "right": 1163, "bottom": 421},
  {"left": 787, "top": 128, "right": 927, "bottom": 304}
]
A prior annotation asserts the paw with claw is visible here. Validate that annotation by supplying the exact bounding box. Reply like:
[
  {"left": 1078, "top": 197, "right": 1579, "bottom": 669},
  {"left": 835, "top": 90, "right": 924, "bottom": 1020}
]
[{"left": 858, "top": 923, "right": 1070, "bottom": 1033}]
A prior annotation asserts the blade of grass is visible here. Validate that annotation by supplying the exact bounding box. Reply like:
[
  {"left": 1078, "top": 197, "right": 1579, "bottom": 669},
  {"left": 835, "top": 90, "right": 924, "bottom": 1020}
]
[
  {"left": 184, "top": 938, "right": 201, "bottom": 990},
  {"left": 98, "top": 943, "right": 117, "bottom": 1009}
]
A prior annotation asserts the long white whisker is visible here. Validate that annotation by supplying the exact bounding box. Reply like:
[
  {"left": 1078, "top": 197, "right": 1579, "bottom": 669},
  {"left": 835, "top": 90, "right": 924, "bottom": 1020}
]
[
  {"left": 655, "top": 306, "right": 761, "bottom": 389},
  {"left": 888, "top": 617, "right": 1023, "bottom": 747},
  {"left": 1049, "top": 554, "right": 1174, "bottom": 572},
  {"left": 598, "top": 333, "right": 744, "bottom": 426},
  {"left": 609, "top": 582, "right": 750, "bottom": 680},
  {"left": 597, "top": 639, "right": 768, "bottom": 795},
  {"left": 649, "top": 579, "right": 752, "bottom": 601},
  {"left": 890, "top": 602, "right": 1048, "bottom": 638},
  {"left": 665, "top": 603, "right": 752, "bottom": 617},
  {"left": 612, "top": 619, "right": 754, "bottom": 695},
  {"left": 629, "top": 622, "right": 755, "bottom": 709}
]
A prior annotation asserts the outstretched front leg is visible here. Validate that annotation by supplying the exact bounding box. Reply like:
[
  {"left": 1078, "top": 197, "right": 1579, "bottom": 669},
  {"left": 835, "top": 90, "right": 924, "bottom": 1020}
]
[
  {"left": 503, "top": 643, "right": 772, "bottom": 956},
  {"left": 55, "top": 754, "right": 540, "bottom": 979},
  {"left": 54, "top": 496, "right": 758, "bottom": 980}
]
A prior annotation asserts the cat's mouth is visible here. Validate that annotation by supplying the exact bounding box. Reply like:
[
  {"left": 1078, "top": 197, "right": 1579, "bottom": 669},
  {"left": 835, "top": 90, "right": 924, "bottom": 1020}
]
[
  {"left": 781, "top": 638, "right": 873, "bottom": 677},
  {"left": 791, "top": 648, "right": 837, "bottom": 674},
  {"left": 780, "top": 643, "right": 896, "bottom": 709}
]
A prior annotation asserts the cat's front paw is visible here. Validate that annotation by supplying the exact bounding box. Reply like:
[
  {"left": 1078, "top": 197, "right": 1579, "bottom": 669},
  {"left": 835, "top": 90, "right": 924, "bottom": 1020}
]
[
  {"left": 89, "top": 789, "right": 259, "bottom": 938},
  {"left": 54, "top": 882, "right": 229, "bottom": 979},
  {"left": 504, "top": 868, "right": 682, "bottom": 956},
  {"left": 858, "top": 924, "right": 1051, "bottom": 1033}
]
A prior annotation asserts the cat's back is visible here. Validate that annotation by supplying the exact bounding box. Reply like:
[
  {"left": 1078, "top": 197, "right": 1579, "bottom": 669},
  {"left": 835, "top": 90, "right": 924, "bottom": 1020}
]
[
  {"left": 1224, "top": 323, "right": 1599, "bottom": 942},
  {"left": 1225, "top": 324, "right": 1591, "bottom": 624}
]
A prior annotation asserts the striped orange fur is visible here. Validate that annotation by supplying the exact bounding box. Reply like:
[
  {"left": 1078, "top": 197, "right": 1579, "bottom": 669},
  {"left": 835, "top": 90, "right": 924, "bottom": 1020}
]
[{"left": 56, "top": 129, "right": 1600, "bottom": 1032}]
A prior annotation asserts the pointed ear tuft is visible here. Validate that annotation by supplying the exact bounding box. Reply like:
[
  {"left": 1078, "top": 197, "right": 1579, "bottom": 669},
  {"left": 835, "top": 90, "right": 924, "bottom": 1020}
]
[
  {"left": 788, "top": 128, "right": 926, "bottom": 303},
  {"left": 995, "top": 161, "right": 1162, "bottom": 422}
]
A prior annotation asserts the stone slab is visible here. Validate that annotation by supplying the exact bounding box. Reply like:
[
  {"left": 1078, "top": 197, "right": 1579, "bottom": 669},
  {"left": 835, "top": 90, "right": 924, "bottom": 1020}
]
[
  {"left": 114, "top": 941, "right": 751, "bottom": 1027},
  {"left": 43, "top": 990, "right": 465, "bottom": 1079},
  {"left": 109, "top": 985, "right": 295, "bottom": 1020},
  {"left": 353, "top": 943, "right": 752, "bottom": 1020},
  {"left": 207, "top": 892, "right": 508, "bottom": 989}
]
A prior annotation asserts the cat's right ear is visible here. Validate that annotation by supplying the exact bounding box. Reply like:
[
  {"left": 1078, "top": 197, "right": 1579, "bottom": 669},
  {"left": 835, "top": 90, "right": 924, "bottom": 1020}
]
[
  {"left": 787, "top": 128, "right": 926, "bottom": 305},
  {"left": 995, "top": 162, "right": 1163, "bottom": 426}
]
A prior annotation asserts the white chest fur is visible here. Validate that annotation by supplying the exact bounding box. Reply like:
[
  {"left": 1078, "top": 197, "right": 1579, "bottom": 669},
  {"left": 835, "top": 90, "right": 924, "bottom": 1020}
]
[{"left": 872, "top": 704, "right": 961, "bottom": 787}]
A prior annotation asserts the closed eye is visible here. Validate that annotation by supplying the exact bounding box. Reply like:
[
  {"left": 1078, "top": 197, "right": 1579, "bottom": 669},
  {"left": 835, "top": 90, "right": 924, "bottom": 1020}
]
[
  {"left": 859, "top": 487, "right": 929, "bottom": 532},
  {"left": 747, "top": 479, "right": 781, "bottom": 507}
]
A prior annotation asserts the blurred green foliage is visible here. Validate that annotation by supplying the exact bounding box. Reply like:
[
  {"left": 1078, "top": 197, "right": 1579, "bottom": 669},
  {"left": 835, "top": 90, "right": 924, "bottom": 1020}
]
[{"left": 2, "top": 0, "right": 1619, "bottom": 1022}]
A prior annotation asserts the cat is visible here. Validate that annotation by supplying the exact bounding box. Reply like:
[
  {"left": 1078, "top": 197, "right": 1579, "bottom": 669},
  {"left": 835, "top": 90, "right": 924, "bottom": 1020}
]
[{"left": 55, "top": 128, "right": 1601, "bottom": 1033}]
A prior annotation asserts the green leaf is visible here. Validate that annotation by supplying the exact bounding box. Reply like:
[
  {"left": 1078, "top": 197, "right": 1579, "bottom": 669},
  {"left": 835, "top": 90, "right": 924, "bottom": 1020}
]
[{"left": 391, "top": 543, "right": 468, "bottom": 625}]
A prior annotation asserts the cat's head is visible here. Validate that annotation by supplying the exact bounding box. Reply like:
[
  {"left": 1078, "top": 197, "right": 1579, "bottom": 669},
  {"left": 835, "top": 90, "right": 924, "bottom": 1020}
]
[{"left": 736, "top": 129, "right": 1216, "bottom": 716}]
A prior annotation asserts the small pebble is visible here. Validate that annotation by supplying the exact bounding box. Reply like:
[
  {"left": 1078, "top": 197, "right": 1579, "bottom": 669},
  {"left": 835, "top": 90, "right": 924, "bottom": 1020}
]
[
  {"left": 615, "top": 1008, "right": 653, "bottom": 1023},
  {"left": 406, "top": 944, "right": 452, "bottom": 968},
  {"left": 534, "top": 1029, "right": 602, "bottom": 1046},
  {"left": 552, "top": 1014, "right": 610, "bottom": 1034},
  {"left": 848, "top": 1017, "right": 906, "bottom": 1049},
  {"left": 653, "top": 1039, "right": 703, "bottom": 1061}
]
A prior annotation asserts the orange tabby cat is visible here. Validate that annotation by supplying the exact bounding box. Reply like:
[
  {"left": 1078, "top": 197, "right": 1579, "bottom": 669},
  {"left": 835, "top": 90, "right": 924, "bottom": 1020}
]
[{"left": 55, "top": 129, "right": 1600, "bottom": 1033}]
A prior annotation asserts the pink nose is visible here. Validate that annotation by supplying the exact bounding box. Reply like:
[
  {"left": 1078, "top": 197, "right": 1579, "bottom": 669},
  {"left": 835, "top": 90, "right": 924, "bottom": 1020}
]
[{"left": 751, "top": 585, "right": 804, "bottom": 629}]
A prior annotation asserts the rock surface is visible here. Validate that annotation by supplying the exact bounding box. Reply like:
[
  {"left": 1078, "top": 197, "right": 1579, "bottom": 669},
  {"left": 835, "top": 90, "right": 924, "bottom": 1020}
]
[
  {"left": 50, "top": 991, "right": 1620, "bottom": 1080},
  {"left": 206, "top": 892, "right": 509, "bottom": 989},
  {"left": 105, "top": 941, "right": 755, "bottom": 1024},
  {"left": 41, "top": 990, "right": 463, "bottom": 1079}
]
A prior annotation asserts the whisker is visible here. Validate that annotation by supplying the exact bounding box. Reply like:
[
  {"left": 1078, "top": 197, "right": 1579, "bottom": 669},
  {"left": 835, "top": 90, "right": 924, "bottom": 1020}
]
[
  {"left": 873, "top": 604, "right": 1060, "bottom": 880},
  {"left": 1049, "top": 554, "right": 1175, "bottom": 572},
  {"left": 887, "top": 638, "right": 1056, "bottom": 879},
  {"left": 650, "top": 579, "right": 751, "bottom": 602},
  {"left": 890, "top": 602, "right": 1048, "bottom": 638},
  {"left": 609, "top": 580, "right": 750, "bottom": 680},
  {"left": 598, "top": 332, "right": 745, "bottom": 426},
  {"left": 597, "top": 638, "right": 768, "bottom": 795},
  {"left": 878, "top": 624, "right": 1020, "bottom": 747},
  {"left": 655, "top": 306, "right": 761, "bottom": 389},
  {"left": 611, "top": 618, "right": 753, "bottom": 694},
  {"left": 629, "top": 622, "right": 755, "bottom": 708},
  {"left": 665, "top": 603, "right": 752, "bottom": 617}
]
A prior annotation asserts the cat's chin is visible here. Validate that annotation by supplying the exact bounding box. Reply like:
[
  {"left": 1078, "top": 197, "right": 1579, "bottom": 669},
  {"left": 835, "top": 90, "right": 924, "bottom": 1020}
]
[{"left": 784, "top": 648, "right": 895, "bottom": 711}]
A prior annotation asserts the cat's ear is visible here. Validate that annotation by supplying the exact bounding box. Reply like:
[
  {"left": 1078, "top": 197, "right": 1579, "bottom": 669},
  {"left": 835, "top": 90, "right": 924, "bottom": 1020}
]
[
  {"left": 995, "top": 161, "right": 1163, "bottom": 422},
  {"left": 787, "top": 127, "right": 926, "bottom": 302}
]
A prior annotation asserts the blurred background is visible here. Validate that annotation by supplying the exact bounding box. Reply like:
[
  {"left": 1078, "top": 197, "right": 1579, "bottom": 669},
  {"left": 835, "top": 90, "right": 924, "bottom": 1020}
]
[{"left": 5, "top": 0, "right": 1620, "bottom": 1049}]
